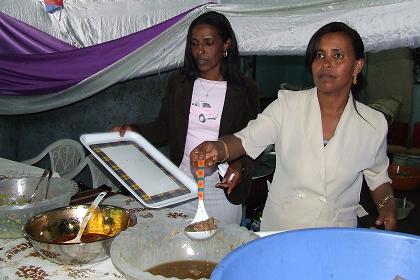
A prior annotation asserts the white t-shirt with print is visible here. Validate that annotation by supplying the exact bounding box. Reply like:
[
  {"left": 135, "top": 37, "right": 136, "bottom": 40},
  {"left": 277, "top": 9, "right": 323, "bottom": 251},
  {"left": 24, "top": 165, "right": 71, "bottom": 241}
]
[{"left": 179, "top": 78, "right": 227, "bottom": 180}]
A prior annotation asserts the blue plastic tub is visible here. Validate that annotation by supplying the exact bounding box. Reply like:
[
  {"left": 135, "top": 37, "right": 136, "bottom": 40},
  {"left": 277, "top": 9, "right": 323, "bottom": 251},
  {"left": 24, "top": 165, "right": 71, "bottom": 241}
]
[{"left": 211, "top": 228, "right": 420, "bottom": 280}]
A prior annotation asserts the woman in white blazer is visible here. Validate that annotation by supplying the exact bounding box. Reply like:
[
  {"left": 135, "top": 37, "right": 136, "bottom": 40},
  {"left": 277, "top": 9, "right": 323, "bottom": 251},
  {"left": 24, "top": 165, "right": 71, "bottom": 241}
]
[{"left": 190, "top": 22, "right": 397, "bottom": 231}]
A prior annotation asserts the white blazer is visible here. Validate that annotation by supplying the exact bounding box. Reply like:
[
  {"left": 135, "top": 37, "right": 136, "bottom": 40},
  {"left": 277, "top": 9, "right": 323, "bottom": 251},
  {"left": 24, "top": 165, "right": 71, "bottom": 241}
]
[{"left": 236, "top": 87, "right": 390, "bottom": 231}]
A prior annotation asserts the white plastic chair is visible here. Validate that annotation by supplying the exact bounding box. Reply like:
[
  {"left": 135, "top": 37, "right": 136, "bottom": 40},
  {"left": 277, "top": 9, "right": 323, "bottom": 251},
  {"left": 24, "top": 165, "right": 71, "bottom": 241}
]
[
  {"left": 65, "top": 154, "right": 121, "bottom": 191},
  {"left": 22, "top": 139, "right": 85, "bottom": 179}
]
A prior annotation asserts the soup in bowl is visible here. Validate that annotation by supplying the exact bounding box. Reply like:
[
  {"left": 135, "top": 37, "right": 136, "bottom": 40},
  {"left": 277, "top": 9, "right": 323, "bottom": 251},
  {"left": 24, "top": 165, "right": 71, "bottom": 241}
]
[
  {"left": 23, "top": 204, "right": 136, "bottom": 265},
  {"left": 110, "top": 218, "right": 258, "bottom": 279}
]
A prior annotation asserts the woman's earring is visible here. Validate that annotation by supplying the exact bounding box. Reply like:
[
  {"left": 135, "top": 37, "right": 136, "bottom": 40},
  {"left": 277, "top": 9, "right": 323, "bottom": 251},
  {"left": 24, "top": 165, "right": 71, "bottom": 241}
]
[
  {"left": 352, "top": 74, "right": 357, "bottom": 85},
  {"left": 223, "top": 50, "right": 228, "bottom": 58}
]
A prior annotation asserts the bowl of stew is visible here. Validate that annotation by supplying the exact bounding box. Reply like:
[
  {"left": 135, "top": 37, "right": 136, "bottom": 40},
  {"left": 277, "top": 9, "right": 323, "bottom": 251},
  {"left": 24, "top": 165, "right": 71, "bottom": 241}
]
[
  {"left": 110, "top": 219, "right": 258, "bottom": 279},
  {"left": 22, "top": 204, "right": 136, "bottom": 265}
]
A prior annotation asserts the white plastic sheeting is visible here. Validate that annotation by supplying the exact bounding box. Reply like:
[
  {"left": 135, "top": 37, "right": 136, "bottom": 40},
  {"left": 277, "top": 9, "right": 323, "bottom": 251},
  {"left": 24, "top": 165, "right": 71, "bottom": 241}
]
[
  {"left": 1, "top": 0, "right": 420, "bottom": 114},
  {"left": 0, "top": 0, "right": 211, "bottom": 48},
  {"left": 1, "top": 0, "right": 419, "bottom": 54},
  {"left": 213, "top": 0, "right": 420, "bottom": 55}
]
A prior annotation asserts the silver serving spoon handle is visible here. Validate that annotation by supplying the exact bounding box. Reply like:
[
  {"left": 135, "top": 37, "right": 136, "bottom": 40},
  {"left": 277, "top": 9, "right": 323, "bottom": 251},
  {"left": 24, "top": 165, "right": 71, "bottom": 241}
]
[
  {"left": 28, "top": 169, "right": 49, "bottom": 203},
  {"left": 64, "top": 191, "right": 107, "bottom": 244}
]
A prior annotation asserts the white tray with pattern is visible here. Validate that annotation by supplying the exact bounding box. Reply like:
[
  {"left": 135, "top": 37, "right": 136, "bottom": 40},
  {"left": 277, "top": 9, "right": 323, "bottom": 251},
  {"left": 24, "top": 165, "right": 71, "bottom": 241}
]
[{"left": 80, "top": 131, "right": 197, "bottom": 208}]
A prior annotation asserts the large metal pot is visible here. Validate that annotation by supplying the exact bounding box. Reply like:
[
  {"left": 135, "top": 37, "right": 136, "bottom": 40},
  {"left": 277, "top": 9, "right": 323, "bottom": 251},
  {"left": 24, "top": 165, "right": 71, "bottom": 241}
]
[{"left": 23, "top": 204, "right": 136, "bottom": 265}]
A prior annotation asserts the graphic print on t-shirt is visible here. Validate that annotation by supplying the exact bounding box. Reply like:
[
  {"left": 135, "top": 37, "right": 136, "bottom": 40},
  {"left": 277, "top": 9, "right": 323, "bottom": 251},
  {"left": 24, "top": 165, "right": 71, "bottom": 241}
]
[{"left": 190, "top": 100, "right": 219, "bottom": 123}]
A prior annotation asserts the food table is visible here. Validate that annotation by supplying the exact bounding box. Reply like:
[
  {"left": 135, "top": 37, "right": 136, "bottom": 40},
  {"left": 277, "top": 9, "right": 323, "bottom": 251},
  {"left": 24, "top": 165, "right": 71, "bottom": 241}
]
[
  {"left": 0, "top": 194, "right": 198, "bottom": 280},
  {"left": 0, "top": 157, "right": 273, "bottom": 280},
  {"left": 0, "top": 157, "right": 196, "bottom": 279}
]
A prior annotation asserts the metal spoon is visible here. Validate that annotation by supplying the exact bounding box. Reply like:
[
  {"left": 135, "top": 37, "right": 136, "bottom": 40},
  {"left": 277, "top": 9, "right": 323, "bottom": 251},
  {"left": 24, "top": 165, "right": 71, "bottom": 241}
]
[
  {"left": 43, "top": 169, "right": 53, "bottom": 199},
  {"left": 64, "top": 191, "right": 107, "bottom": 244},
  {"left": 28, "top": 169, "right": 49, "bottom": 203},
  {"left": 185, "top": 160, "right": 217, "bottom": 240}
]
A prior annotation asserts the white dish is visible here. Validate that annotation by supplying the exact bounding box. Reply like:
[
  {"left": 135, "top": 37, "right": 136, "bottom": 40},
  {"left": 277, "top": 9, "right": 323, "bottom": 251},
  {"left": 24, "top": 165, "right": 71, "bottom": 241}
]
[
  {"left": 255, "top": 231, "right": 284, "bottom": 237},
  {"left": 80, "top": 131, "right": 197, "bottom": 208}
]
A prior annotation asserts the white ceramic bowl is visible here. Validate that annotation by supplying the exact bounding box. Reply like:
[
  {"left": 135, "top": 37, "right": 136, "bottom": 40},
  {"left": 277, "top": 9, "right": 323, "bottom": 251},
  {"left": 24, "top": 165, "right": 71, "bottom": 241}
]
[{"left": 110, "top": 219, "right": 258, "bottom": 280}]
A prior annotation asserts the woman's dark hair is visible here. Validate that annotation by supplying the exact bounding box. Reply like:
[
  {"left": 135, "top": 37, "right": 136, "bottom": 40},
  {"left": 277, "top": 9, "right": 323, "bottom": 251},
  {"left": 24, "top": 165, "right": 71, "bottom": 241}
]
[
  {"left": 182, "top": 11, "right": 242, "bottom": 86},
  {"left": 305, "top": 22, "right": 365, "bottom": 96}
]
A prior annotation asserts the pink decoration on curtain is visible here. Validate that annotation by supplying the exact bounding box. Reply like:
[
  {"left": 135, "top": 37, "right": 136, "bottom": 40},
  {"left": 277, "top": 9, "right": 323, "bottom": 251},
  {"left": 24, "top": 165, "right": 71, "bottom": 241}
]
[{"left": 44, "top": 0, "right": 64, "bottom": 13}]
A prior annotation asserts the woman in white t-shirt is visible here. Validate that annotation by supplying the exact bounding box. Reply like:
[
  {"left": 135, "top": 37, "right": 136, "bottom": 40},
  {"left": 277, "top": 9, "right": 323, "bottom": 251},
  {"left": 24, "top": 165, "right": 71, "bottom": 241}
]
[
  {"left": 111, "top": 11, "right": 260, "bottom": 225},
  {"left": 190, "top": 22, "right": 397, "bottom": 231}
]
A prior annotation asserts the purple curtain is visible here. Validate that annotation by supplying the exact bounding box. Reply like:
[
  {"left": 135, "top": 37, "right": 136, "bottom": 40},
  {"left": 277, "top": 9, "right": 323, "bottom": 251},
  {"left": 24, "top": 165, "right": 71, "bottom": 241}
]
[
  {"left": 0, "top": 12, "right": 75, "bottom": 55},
  {"left": 0, "top": 7, "right": 196, "bottom": 96}
]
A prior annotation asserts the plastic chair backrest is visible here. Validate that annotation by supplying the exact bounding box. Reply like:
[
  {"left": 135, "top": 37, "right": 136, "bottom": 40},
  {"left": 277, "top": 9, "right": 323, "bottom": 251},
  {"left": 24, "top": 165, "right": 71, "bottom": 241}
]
[
  {"left": 65, "top": 154, "right": 121, "bottom": 191},
  {"left": 22, "top": 139, "right": 85, "bottom": 178},
  {"left": 86, "top": 155, "right": 121, "bottom": 191}
]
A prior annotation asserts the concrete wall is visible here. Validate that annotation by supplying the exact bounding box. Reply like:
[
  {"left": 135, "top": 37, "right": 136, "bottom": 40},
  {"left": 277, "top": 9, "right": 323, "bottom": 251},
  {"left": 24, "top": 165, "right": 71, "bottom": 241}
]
[
  {"left": 256, "top": 55, "right": 313, "bottom": 98},
  {"left": 0, "top": 115, "right": 19, "bottom": 159},
  {"left": 365, "top": 48, "right": 414, "bottom": 123},
  {"left": 1, "top": 71, "right": 170, "bottom": 162}
]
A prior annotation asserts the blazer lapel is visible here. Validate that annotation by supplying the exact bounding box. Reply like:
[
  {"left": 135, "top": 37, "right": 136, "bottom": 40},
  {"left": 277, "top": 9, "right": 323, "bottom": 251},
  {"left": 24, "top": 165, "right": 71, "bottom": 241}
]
[
  {"left": 323, "top": 95, "right": 353, "bottom": 187},
  {"left": 175, "top": 78, "right": 194, "bottom": 147},
  {"left": 303, "top": 89, "right": 326, "bottom": 181},
  {"left": 219, "top": 83, "right": 240, "bottom": 136}
]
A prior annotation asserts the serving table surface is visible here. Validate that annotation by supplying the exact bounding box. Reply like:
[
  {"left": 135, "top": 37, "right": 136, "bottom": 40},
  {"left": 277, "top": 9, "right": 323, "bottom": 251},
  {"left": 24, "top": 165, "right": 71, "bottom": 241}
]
[
  {"left": 0, "top": 194, "right": 197, "bottom": 280},
  {"left": 0, "top": 157, "right": 273, "bottom": 280},
  {"left": 0, "top": 157, "right": 196, "bottom": 279}
]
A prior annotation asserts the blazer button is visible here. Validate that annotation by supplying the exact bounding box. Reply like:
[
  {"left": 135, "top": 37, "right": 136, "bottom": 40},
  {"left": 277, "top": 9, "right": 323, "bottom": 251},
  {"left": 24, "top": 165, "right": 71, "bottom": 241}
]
[
  {"left": 318, "top": 196, "right": 326, "bottom": 202},
  {"left": 297, "top": 191, "right": 305, "bottom": 198}
]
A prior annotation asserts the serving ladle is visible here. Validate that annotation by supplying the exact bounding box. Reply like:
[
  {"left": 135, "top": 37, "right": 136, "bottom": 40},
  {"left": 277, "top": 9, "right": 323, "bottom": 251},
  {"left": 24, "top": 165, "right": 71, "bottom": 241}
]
[
  {"left": 64, "top": 191, "right": 107, "bottom": 244},
  {"left": 185, "top": 160, "right": 217, "bottom": 240}
]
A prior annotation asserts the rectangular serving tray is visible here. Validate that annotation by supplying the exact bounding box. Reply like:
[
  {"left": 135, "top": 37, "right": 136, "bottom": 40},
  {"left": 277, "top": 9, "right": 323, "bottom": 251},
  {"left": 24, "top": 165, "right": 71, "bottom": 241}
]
[{"left": 80, "top": 131, "right": 197, "bottom": 208}]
